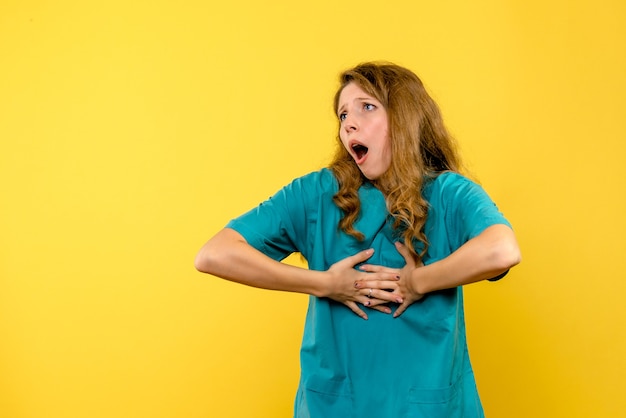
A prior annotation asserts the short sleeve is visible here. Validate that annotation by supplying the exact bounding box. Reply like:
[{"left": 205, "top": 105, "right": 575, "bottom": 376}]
[
  {"left": 225, "top": 171, "right": 326, "bottom": 261},
  {"left": 427, "top": 173, "right": 512, "bottom": 281},
  {"left": 427, "top": 173, "right": 512, "bottom": 247}
]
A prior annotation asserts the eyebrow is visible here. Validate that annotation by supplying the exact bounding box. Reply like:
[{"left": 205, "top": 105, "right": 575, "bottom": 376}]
[{"left": 337, "top": 97, "right": 375, "bottom": 116}]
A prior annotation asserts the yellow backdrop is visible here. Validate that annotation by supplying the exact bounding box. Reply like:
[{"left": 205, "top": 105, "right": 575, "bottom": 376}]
[{"left": 1, "top": 0, "right": 625, "bottom": 417}]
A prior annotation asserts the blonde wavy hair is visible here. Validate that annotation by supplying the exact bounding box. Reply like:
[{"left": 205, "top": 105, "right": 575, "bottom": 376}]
[{"left": 330, "top": 62, "right": 462, "bottom": 259}]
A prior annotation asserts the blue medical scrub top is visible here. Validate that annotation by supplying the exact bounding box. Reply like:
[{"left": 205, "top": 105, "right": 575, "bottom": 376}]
[{"left": 227, "top": 169, "right": 511, "bottom": 418}]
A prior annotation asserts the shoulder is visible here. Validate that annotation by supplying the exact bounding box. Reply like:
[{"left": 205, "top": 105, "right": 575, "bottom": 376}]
[
  {"left": 426, "top": 171, "right": 511, "bottom": 229},
  {"left": 424, "top": 172, "right": 480, "bottom": 199},
  {"left": 265, "top": 168, "right": 338, "bottom": 214},
  {"left": 424, "top": 172, "right": 503, "bottom": 216},
  {"left": 284, "top": 168, "right": 338, "bottom": 195}
]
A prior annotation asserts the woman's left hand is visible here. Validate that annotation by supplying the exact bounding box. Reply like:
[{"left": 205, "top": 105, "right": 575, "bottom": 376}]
[
  {"left": 392, "top": 241, "right": 425, "bottom": 317},
  {"left": 358, "top": 241, "right": 425, "bottom": 317}
]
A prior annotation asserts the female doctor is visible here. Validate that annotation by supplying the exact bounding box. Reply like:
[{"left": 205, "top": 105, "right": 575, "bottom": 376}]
[{"left": 195, "top": 62, "right": 521, "bottom": 417}]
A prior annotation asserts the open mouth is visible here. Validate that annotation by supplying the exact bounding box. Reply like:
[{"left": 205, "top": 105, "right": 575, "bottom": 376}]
[{"left": 351, "top": 143, "right": 369, "bottom": 161}]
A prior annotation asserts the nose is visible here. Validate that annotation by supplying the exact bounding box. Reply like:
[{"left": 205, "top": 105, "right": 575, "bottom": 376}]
[{"left": 343, "top": 113, "right": 358, "bottom": 132}]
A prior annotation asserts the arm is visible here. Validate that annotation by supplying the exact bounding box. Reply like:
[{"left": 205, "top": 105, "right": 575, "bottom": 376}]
[
  {"left": 195, "top": 227, "right": 403, "bottom": 319},
  {"left": 195, "top": 228, "right": 328, "bottom": 296},
  {"left": 356, "top": 174, "right": 520, "bottom": 317},
  {"left": 391, "top": 224, "right": 521, "bottom": 317},
  {"left": 412, "top": 223, "right": 520, "bottom": 294}
]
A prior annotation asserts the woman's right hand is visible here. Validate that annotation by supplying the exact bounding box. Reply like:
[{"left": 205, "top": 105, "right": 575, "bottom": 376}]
[
  {"left": 197, "top": 229, "right": 403, "bottom": 320},
  {"left": 324, "top": 249, "right": 404, "bottom": 320}
]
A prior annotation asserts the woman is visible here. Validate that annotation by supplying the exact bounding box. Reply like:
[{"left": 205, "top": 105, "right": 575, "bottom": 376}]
[{"left": 195, "top": 62, "right": 521, "bottom": 417}]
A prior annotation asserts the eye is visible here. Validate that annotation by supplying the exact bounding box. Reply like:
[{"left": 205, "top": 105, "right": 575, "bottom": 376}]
[
  {"left": 339, "top": 112, "right": 347, "bottom": 122},
  {"left": 364, "top": 103, "right": 376, "bottom": 111}
]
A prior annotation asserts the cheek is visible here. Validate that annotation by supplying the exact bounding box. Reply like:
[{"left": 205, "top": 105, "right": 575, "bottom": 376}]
[
  {"left": 379, "top": 125, "right": 391, "bottom": 151},
  {"left": 375, "top": 118, "right": 389, "bottom": 139},
  {"left": 339, "top": 132, "right": 349, "bottom": 150},
  {"left": 381, "top": 132, "right": 392, "bottom": 163},
  {"left": 382, "top": 142, "right": 392, "bottom": 165}
]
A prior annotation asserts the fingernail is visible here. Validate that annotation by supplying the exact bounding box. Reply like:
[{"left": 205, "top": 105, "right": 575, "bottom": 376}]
[
  {"left": 365, "top": 301, "right": 371, "bottom": 307},
  {"left": 354, "top": 282, "right": 360, "bottom": 288},
  {"left": 395, "top": 275, "right": 401, "bottom": 279},
  {"left": 396, "top": 298, "right": 403, "bottom": 303}
]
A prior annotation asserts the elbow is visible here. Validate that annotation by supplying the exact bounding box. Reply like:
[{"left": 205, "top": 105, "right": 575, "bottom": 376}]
[
  {"left": 484, "top": 224, "right": 522, "bottom": 273},
  {"left": 194, "top": 245, "right": 218, "bottom": 274},
  {"left": 493, "top": 238, "right": 522, "bottom": 272},
  {"left": 195, "top": 228, "right": 245, "bottom": 276},
  {"left": 194, "top": 250, "right": 209, "bottom": 273}
]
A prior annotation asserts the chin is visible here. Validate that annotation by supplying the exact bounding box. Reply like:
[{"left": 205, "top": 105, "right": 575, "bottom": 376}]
[
  {"left": 361, "top": 171, "right": 382, "bottom": 181},
  {"left": 360, "top": 166, "right": 391, "bottom": 182}
]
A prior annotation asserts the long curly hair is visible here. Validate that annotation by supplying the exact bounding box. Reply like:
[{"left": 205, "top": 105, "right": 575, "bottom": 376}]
[{"left": 329, "top": 62, "right": 462, "bottom": 259}]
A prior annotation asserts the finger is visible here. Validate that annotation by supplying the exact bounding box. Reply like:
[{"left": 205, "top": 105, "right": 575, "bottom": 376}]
[
  {"left": 359, "top": 264, "right": 401, "bottom": 274},
  {"left": 356, "top": 273, "right": 401, "bottom": 285},
  {"left": 355, "top": 277, "right": 401, "bottom": 291},
  {"left": 369, "top": 304, "right": 392, "bottom": 314},
  {"left": 358, "top": 286, "right": 403, "bottom": 304},
  {"left": 345, "top": 301, "right": 368, "bottom": 320},
  {"left": 366, "top": 295, "right": 403, "bottom": 308},
  {"left": 393, "top": 301, "right": 410, "bottom": 318},
  {"left": 394, "top": 241, "right": 415, "bottom": 265},
  {"left": 355, "top": 285, "right": 403, "bottom": 304},
  {"left": 361, "top": 297, "right": 393, "bottom": 314},
  {"left": 343, "top": 248, "right": 375, "bottom": 267}
]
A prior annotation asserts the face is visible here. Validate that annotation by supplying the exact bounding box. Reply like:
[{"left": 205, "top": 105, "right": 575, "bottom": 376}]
[{"left": 337, "top": 82, "right": 391, "bottom": 180}]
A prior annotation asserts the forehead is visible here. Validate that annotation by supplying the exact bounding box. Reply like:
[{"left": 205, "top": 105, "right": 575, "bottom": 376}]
[{"left": 338, "top": 82, "right": 377, "bottom": 105}]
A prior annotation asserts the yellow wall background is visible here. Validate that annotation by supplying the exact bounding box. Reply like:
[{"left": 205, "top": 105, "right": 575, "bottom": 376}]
[{"left": 1, "top": 0, "right": 624, "bottom": 417}]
